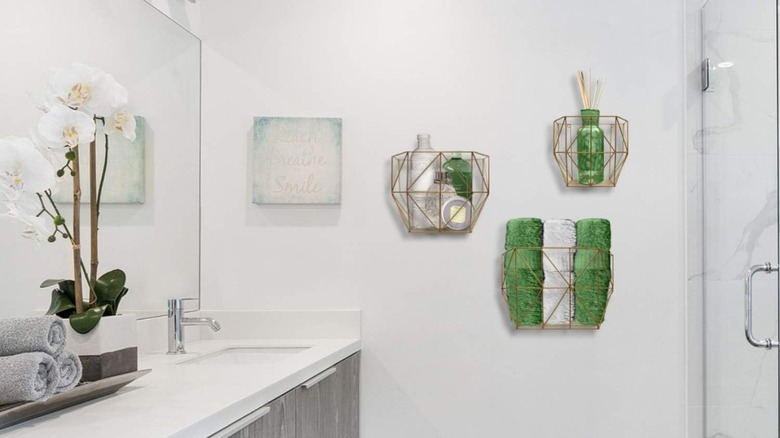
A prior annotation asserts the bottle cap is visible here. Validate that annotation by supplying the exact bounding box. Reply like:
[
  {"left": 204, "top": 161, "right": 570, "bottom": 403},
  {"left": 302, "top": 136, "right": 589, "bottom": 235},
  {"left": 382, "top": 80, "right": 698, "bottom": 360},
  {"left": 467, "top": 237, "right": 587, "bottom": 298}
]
[
  {"left": 417, "top": 134, "right": 431, "bottom": 141},
  {"left": 434, "top": 171, "right": 447, "bottom": 183}
]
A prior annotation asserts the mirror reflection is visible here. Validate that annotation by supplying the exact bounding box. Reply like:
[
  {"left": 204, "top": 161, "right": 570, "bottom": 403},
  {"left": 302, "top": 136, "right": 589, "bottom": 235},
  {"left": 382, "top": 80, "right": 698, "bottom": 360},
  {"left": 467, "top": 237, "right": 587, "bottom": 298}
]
[{"left": 0, "top": 0, "right": 201, "bottom": 319}]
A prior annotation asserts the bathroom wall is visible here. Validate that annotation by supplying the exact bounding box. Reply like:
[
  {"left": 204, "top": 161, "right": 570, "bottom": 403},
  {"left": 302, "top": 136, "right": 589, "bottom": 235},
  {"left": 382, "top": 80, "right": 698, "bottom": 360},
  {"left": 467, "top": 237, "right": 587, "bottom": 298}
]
[
  {"left": 144, "top": 0, "right": 200, "bottom": 35},
  {"left": 197, "top": 1, "right": 687, "bottom": 437},
  {"left": 686, "top": 0, "right": 779, "bottom": 436}
]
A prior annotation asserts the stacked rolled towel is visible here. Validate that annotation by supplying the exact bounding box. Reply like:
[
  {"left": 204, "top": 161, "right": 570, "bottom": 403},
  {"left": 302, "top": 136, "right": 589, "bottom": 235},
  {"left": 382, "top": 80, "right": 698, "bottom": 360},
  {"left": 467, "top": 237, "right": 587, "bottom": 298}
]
[
  {"left": 574, "top": 218, "right": 612, "bottom": 326},
  {"left": 0, "top": 316, "right": 83, "bottom": 405},
  {"left": 0, "top": 353, "right": 59, "bottom": 404},
  {"left": 504, "top": 218, "right": 543, "bottom": 326},
  {"left": 54, "top": 350, "right": 83, "bottom": 393},
  {"left": 542, "top": 219, "right": 576, "bottom": 324},
  {"left": 0, "top": 315, "right": 66, "bottom": 356}
]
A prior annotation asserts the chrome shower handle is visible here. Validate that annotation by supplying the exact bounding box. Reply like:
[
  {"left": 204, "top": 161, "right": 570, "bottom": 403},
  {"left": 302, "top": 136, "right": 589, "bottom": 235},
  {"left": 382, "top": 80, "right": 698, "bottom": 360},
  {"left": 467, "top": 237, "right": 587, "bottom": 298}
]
[{"left": 745, "top": 262, "right": 779, "bottom": 350}]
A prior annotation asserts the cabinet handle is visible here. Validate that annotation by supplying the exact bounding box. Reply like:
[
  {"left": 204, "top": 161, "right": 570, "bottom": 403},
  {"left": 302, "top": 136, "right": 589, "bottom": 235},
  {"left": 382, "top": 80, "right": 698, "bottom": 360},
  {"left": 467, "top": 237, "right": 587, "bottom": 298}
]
[
  {"left": 209, "top": 406, "right": 271, "bottom": 438},
  {"left": 301, "top": 367, "right": 337, "bottom": 389}
]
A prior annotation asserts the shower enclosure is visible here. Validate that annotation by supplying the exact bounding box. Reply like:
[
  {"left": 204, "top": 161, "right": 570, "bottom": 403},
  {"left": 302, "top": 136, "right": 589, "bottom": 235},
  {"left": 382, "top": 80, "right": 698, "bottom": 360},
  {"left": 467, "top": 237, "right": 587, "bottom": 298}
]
[{"left": 687, "top": 0, "right": 779, "bottom": 435}]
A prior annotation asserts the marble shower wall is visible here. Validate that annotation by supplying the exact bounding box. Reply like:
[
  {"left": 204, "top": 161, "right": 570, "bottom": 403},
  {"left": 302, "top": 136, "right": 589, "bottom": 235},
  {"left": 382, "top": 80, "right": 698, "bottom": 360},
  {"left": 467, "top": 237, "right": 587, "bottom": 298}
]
[{"left": 687, "top": 0, "right": 779, "bottom": 436}]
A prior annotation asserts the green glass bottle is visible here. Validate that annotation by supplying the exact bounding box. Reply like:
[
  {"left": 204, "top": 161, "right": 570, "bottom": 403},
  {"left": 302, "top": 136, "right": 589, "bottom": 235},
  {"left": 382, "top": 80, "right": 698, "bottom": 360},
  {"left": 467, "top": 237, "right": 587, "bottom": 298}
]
[
  {"left": 577, "top": 109, "right": 605, "bottom": 185},
  {"left": 443, "top": 154, "right": 472, "bottom": 200}
]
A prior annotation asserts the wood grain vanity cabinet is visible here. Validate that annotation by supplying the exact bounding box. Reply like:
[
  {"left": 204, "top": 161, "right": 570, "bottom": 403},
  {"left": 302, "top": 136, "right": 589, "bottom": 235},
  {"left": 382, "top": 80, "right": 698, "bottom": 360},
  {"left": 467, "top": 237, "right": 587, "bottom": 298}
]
[
  {"left": 211, "top": 352, "right": 360, "bottom": 438},
  {"left": 296, "top": 352, "right": 359, "bottom": 438},
  {"left": 226, "top": 392, "right": 296, "bottom": 438}
]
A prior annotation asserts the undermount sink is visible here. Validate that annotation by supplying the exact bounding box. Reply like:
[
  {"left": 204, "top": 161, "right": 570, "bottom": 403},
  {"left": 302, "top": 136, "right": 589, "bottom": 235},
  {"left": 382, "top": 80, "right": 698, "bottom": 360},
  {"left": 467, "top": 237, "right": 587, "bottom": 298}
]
[{"left": 179, "top": 347, "right": 310, "bottom": 366}]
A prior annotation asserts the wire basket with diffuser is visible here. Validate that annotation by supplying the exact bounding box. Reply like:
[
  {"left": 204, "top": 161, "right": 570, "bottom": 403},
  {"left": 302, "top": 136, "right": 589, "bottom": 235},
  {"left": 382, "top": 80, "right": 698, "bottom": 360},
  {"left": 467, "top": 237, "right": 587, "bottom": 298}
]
[{"left": 553, "top": 70, "right": 629, "bottom": 188}]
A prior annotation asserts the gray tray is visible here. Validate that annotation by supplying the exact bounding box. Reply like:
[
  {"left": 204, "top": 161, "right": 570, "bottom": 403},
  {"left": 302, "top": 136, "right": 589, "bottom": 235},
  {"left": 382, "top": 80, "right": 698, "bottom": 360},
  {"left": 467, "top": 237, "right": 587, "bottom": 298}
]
[{"left": 0, "top": 369, "right": 151, "bottom": 430}]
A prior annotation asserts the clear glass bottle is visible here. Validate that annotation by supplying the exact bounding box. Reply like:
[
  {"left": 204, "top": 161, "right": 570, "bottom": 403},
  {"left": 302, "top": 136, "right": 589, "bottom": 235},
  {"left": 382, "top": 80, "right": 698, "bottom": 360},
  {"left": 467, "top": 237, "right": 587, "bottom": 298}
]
[
  {"left": 443, "top": 153, "right": 472, "bottom": 200},
  {"left": 577, "top": 109, "right": 605, "bottom": 185},
  {"left": 424, "top": 171, "right": 458, "bottom": 229},
  {"left": 409, "top": 134, "right": 436, "bottom": 229}
]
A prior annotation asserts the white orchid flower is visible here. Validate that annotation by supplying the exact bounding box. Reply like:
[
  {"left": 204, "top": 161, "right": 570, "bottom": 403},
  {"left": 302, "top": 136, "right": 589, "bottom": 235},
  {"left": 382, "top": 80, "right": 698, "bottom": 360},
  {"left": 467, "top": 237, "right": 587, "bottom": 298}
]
[
  {"left": 38, "top": 104, "right": 96, "bottom": 148},
  {"left": 29, "top": 128, "right": 65, "bottom": 166},
  {"left": 0, "top": 136, "right": 56, "bottom": 202},
  {"left": 105, "top": 110, "right": 136, "bottom": 142},
  {"left": 28, "top": 90, "right": 52, "bottom": 113},
  {"left": 45, "top": 63, "right": 128, "bottom": 116},
  {"left": 1, "top": 201, "right": 50, "bottom": 244}
]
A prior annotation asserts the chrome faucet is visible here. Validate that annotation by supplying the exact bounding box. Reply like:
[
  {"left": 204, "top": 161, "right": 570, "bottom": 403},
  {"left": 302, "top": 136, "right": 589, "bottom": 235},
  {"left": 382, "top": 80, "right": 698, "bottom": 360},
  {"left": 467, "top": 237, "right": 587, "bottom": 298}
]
[{"left": 167, "top": 298, "right": 221, "bottom": 354}]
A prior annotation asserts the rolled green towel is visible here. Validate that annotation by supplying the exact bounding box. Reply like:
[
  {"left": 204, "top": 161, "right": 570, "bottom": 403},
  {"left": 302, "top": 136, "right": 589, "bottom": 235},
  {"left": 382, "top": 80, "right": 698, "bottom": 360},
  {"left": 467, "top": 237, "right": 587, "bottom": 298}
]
[
  {"left": 504, "top": 218, "right": 543, "bottom": 326},
  {"left": 574, "top": 219, "right": 611, "bottom": 326}
]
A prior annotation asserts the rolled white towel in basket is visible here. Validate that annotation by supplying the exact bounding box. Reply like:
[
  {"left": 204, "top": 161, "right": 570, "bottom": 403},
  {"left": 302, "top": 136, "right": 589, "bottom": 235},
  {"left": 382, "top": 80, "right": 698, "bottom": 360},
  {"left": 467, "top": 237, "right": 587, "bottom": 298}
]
[
  {"left": 542, "top": 219, "right": 576, "bottom": 324},
  {"left": 0, "top": 316, "right": 66, "bottom": 357},
  {"left": 542, "top": 271, "right": 573, "bottom": 324},
  {"left": 542, "top": 219, "right": 576, "bottom": 272}
]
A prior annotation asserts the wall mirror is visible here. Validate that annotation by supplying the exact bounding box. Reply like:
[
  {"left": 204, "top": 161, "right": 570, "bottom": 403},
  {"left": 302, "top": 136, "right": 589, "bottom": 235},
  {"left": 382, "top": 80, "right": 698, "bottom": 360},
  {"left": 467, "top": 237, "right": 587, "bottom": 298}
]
[{"left": 0, "top": 0, "right": 201, "bottom": 319}]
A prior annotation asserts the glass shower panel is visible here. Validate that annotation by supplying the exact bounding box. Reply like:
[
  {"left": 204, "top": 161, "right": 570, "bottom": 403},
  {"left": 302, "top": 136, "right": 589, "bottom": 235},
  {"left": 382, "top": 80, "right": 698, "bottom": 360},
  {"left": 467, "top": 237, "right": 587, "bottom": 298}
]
[{"left": 700, "top": 0, "right": 778, "bottom": 435}]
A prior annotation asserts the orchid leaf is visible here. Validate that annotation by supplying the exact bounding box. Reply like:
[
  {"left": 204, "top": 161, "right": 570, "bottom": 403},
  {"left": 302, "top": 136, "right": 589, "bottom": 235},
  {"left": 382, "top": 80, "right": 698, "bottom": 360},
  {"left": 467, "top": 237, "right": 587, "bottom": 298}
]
[
  {"left": 94, "top": 270, "right": 127, "bottom": 315},
  {"left": 40, "top": 279, "right": 68, "bottom": 288},
  {"left": 111, "top": 288, "right": 129, "bottom": 316},
  {"left": 68, "top": 305, "right": 109, "bottom": 334},
  {"left": 45, "top": 289, "right": 76, "bottom": 318},
  {"left": 55, "top": 280, "right": 76, "bottom": 304},
  {"left": 94, "top": 270, "right": 126, "bottom": 303}
]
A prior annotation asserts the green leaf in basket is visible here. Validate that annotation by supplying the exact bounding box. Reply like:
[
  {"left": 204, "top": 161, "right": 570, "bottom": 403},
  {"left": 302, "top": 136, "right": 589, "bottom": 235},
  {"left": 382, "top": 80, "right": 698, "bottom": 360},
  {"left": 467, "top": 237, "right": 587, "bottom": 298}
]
[{"left": 68, "top": 305, "right": 109, "bottom": 334}]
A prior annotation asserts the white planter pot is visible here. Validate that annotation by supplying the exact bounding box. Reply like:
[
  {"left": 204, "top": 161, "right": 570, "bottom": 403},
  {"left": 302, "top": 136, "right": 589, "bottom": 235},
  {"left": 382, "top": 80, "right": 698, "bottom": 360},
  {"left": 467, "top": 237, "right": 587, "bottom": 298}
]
[{"left": 64, "top": 314, "right": 138, "bottom": 382}]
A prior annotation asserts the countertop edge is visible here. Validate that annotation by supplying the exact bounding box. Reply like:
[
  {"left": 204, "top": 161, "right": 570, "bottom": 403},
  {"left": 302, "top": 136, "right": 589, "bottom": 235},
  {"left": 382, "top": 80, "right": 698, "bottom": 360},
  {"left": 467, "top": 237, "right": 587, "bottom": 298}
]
[{"left": 170, "top": 339, "right": 361, "bottom": 438}]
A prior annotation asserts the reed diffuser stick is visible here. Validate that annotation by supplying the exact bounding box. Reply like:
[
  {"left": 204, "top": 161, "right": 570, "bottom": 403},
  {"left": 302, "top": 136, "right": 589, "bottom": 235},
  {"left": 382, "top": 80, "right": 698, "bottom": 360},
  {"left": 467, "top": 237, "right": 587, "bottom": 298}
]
[
  {"left": 589, "top": 69, "right": 593, "bottom": 109},
  {"left": 594, "top": 78, "right": 606, "bottom": 109},
  {"left": 577, "top": 71, "right": 590, "bottom": 109}
]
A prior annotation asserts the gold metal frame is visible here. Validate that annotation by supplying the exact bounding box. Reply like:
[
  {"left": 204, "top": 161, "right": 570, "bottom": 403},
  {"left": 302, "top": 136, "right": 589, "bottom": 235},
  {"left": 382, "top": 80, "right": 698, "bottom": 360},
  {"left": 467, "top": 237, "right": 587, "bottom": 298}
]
[
  {"left": 500, "top": 247, "right": 615, "bottom": 330},
  {"left": 390, "top": 151, "right": 490, "bottom": 233},
  {"left": 553, "top": 115, "right": 629, "bottom": 188}
]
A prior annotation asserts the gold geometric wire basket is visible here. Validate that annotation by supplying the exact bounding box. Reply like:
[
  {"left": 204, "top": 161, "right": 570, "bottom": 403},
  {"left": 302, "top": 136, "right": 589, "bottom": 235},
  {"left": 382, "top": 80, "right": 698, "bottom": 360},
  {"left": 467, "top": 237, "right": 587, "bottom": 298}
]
[
  {"left": 501, "top": 247, "right": 614, "bottom": 330},
  {"left": 553, "top": 115, "right": 629, "bottom": 188},
  {"left": 391, "top": 151, "right": 489, "bottom": 233}
]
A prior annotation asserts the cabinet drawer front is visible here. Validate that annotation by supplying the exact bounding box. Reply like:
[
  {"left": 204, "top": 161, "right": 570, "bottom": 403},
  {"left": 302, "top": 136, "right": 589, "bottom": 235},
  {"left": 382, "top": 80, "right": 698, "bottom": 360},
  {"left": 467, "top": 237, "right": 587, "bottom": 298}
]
[
  {"left": 211, "top": 391, "right": 296, "bottom": 438},
  {"left": 211, "top": 407, "right": 271, "bottom": 438},
  {"left": 296, "top": 352, "right": 360, "bottom": 438}
]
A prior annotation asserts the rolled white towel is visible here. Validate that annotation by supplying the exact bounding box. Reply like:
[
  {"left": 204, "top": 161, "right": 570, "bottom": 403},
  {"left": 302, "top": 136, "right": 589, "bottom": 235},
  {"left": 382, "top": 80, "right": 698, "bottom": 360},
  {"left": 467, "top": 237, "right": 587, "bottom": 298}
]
[
  {"left": 542, "top": 219, "right": 576, "bottom": 272},
  {"left": 55, "top": 350, "right": 82, "bottom": 393},
  {"left": 543, "top": 270, "right": 574, "bottom": 325},
  {"left": 0, "top": 352, "right": 60, "bottom": 404},
  {"left": 0, "top": 316, "right": 66, "bottom": 357}
]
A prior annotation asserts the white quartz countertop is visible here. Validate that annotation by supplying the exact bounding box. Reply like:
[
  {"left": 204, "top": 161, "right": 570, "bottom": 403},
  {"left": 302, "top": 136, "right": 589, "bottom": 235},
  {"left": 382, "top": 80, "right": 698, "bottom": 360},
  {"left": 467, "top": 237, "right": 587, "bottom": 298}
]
[{"left": 2, "top": 338, "right": 361, "bottom": 437}]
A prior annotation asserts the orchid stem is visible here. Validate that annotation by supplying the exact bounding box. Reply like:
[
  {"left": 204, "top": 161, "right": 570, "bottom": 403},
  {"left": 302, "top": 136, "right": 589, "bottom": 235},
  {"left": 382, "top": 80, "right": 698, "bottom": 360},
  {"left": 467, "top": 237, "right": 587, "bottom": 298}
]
[{"left": 43, "top": 190, "right": 95, "bottom": 305}]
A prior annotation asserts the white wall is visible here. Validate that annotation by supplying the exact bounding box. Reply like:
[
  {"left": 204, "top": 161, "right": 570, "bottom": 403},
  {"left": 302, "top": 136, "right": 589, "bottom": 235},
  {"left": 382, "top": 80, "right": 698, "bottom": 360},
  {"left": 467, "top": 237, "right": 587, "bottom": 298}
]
[
  {"left": 144, "top": 0, "right": 201, "bottom": 35},
  {"left": 199, "top": 1, "right": 686, "bottom": 437}
]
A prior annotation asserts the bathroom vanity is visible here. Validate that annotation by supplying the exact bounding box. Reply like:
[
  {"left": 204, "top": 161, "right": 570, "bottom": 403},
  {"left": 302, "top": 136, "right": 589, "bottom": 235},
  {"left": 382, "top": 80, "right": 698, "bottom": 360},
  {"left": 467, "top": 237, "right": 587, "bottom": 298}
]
[
  {"left": 0, "top": 337, "right": 361, "bottom": 437},
  {"left": 214, "top": 352, "right": 359, "bottom": 438}
]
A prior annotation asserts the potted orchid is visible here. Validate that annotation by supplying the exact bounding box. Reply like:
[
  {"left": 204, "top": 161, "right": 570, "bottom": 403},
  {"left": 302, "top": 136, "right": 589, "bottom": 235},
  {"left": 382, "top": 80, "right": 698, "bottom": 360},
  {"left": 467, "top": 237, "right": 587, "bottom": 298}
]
[{"left": 1, "top": 64, "right": 138, "bottom": 380}]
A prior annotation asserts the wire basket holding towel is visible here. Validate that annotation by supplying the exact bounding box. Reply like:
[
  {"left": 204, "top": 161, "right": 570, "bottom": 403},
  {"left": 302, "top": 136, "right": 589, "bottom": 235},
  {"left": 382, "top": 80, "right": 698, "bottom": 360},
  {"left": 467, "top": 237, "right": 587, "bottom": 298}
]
[{"left": 501, "top": 247, "right": 615, "bottom": 330}]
